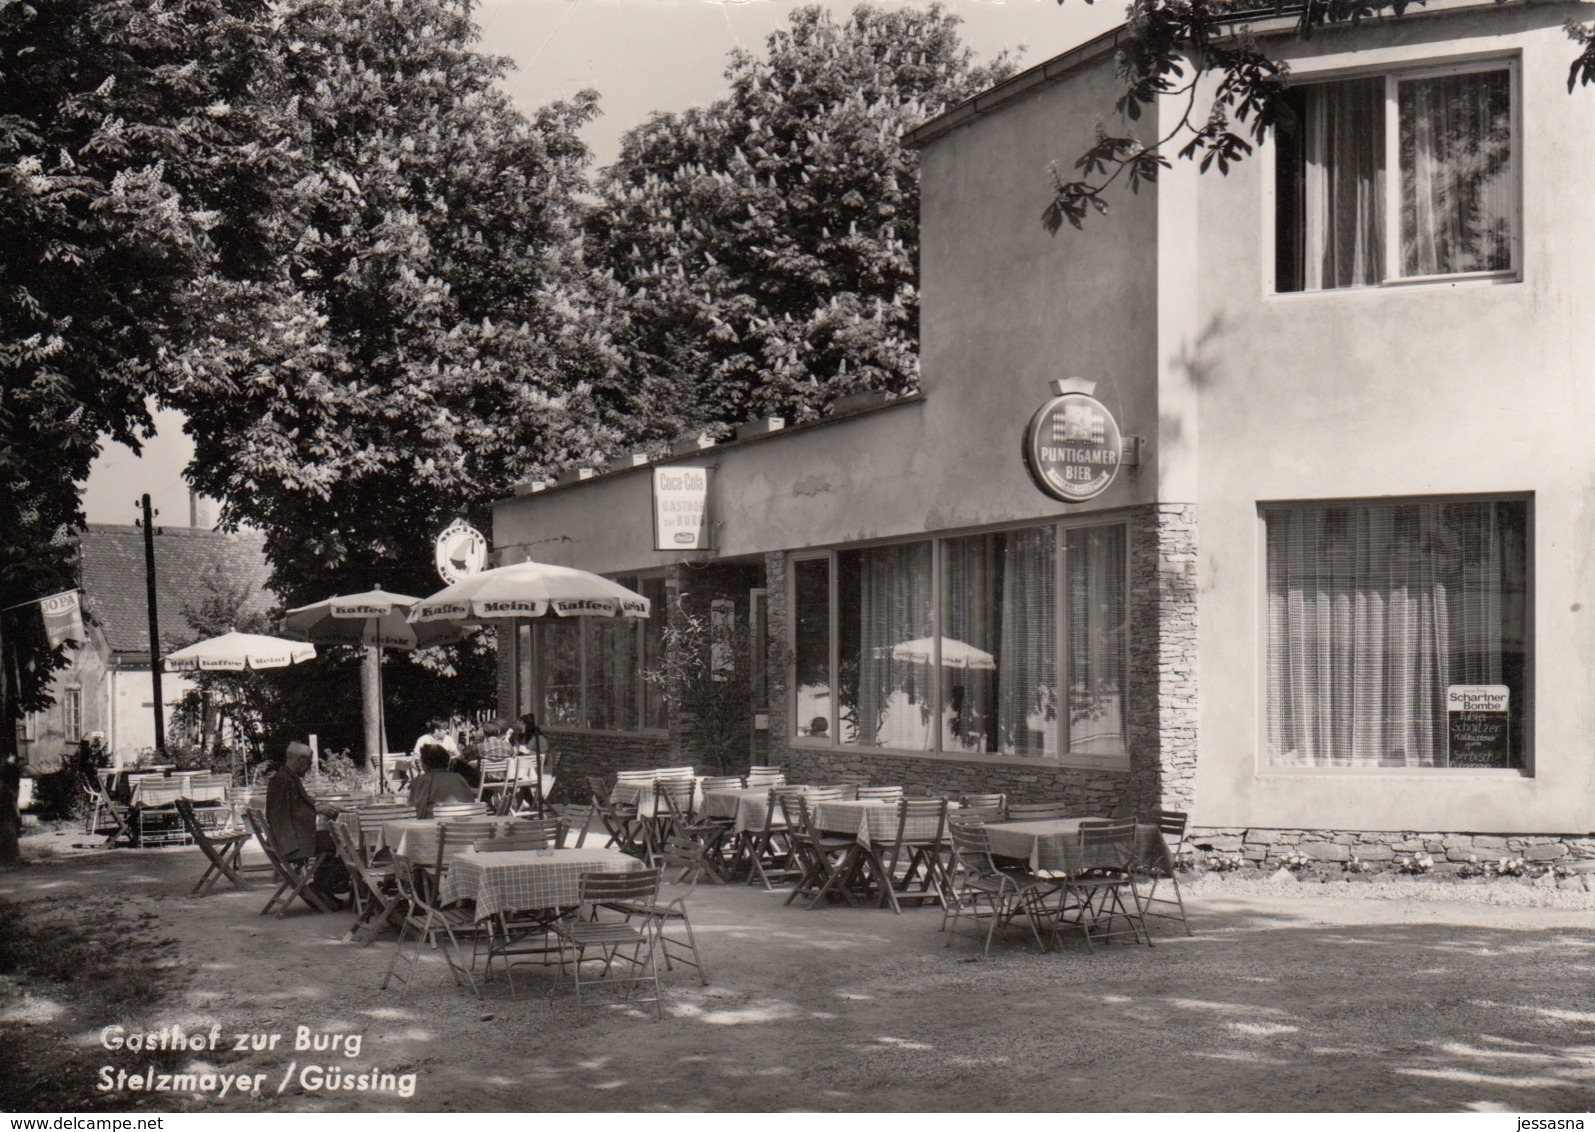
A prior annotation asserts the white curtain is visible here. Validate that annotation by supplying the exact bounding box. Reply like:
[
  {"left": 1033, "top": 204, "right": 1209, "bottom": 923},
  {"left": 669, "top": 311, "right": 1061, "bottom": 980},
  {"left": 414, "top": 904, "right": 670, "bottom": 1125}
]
[
  {"left": 1400, "top": 70, "right": 1514, "bottom": 277},
  {"left": 1309, "top": 77, "right": 1386, "bottom": 290},
  {"left": 848, "top": 543, "right": 934, "bottom": 749},
  {"left": 1266, "top": 502, "right": 1507, "bottom": 768},
  {"left": 1002, "top": 528, "right": 1058, "bottom": 758},
  {"left": 1066, "top": 526, "right": 1126, "bottom": 757}
]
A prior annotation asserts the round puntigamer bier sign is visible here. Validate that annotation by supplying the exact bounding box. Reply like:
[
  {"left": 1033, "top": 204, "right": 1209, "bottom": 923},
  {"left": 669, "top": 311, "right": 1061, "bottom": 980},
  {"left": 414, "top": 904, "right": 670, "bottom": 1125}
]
[{"left": 1023, "top": 379, "right": 1123, "bottom": 503}]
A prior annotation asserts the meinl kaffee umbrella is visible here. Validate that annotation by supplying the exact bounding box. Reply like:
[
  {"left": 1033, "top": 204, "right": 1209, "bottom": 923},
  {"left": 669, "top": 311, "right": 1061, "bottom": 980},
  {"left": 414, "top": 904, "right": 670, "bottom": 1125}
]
[
  {"left": 282, "top": 587, "right": 464, "bottom": 777},
  {"left": 408, "top": 561, "right": 651, "bottom": 811},
  {"left": 163, "top": 631, "right": 318, "bottom": 672}
]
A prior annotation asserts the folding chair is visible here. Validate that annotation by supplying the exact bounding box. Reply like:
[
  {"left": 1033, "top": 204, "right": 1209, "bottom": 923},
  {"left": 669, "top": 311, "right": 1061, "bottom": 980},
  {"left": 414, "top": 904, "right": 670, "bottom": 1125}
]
[
  {"left": 432, "top": 801, "right": 489, "bottom": 818},
  {"left": 942, "top": 821, "right": 1054, "bottom": 958},
  {"left": 589, "top": 776, "right": 644, "bottom": 855},
  {"left": 356, "top": 804, "right": 416, "bottom": 864},
  {"left": 1006, "top": 801, "right": 1074, "bottom": 822},
  {"left": 381, "top": 824, "right": 480, "bottom": 1000},
  {"left": 653, "top": 779, "right": 727, "bottom": 880},
  {"left": 487, "top": 817, "right": 562, "bottom": 850},
  {"left": 174, "top": 798, "right": 253, "bottom": 896},
  {"left": 557, "top": 868, "right": 666, "bottom": 1021},
  {"left": 882, "top": 797, "right": 950, "bottom": 913},
  {"left": 959, "top": 793, "right": 1008, "bottom": 819},
  {"left": 476, "top": 757, "right": 514, "bottom": 813},
  {"left": 1053, "top": 819, "right": 1152, "bottom": 951},
  {"left": 781, "top": 794, "right": 858, "bottom": 908},
  {"left": 83, "top": 774, "right": 133, "bottom": 847},
  {"left": 553, "top": 803, "right": 595, "bottom": 847},
  {"left": 857, "top": 785, "right": 905, "bottom": 804},
  {"left": 744, "top": 766, "right": 785, "bottom": 789},
  {"left": 619, "top": 836, "right": 709, "bottom": 985},
  {"left": 244, "top": 810, "right": 334, "bottom": 918},
  {"left": 743, "top": 788, "right": 796, "bottom": 890},
  {"left": 331, "top": 819, "right": 403, "bottom": 946},
  {"left": 1132, "top": 809, "right": 1193, "bottom": 936}
]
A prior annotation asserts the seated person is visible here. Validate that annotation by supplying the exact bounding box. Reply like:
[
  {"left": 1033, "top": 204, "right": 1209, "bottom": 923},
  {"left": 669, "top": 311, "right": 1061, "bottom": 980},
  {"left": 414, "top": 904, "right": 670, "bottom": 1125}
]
[
  {"left": 265, "top": 741, "right": 349, "bottom": 902},
  {"left": 407, "top": 743, "right": 475, "bottom": 818},
  {"left": 411, "top": 718, "right": 458, "bottom": 762},
  {"left": 458, "top": 719, "right": 514, "bottom": 788}
]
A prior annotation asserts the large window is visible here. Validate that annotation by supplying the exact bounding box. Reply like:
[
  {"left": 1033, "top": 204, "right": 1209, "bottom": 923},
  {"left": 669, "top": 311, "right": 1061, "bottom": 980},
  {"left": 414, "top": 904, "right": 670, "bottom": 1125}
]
[
  {"left": 1264, "top": 498, "right": 1530, "bottom": 769},
  {"left": 792, "top": 520, "right": 1128, "bottom": 762},
  {"left": 532, "top": 574, "right": 668, "bottom": 732},
  {"left": 1275, "top": 62, "right": 1517, "bottom": 292}
]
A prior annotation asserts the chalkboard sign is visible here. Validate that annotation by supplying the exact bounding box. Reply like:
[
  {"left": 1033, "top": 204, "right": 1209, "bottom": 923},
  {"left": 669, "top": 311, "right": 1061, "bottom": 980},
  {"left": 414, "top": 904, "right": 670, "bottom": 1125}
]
[{"left": 1447, "top": 685, "right": 1510, "bottom": 768}]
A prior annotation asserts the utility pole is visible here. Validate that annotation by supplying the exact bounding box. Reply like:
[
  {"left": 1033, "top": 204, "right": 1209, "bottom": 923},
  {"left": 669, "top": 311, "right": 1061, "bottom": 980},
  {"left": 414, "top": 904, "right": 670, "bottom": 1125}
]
[{"left": 140, "top": 494, "right": 165, "bottom": 755}]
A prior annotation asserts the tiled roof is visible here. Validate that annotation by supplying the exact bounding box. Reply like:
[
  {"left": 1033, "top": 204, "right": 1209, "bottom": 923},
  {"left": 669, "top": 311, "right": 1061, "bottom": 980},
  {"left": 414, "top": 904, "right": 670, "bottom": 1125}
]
[{"left": 79, "top": 524, "right": 276, "bottom": 657}]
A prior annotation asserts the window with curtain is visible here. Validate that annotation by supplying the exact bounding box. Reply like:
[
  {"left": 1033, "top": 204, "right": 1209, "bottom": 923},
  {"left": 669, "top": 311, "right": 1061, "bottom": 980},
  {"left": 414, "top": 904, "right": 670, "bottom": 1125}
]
[
  {"left": 1276, "top": 64, "right": 1516, "bottom": 292},
  {"left": 838, "top": 542, "right": 935, "bottom": 749},
  {"left": 1067, "top": 525, "right": 1126, "bottom": 757},
  {"left": 640, "top": 576, "right": 668, "bottom": 730},
  {"left": 942, "top": 528, "right": 1057, "bottom": 756},
  {"left": 532, "top": 573, "right": 668, "bottom": 732},
  {"left": 1265, "top": 498, "right": 1529, "bottom": 769},
  {"left": 539, "top": 619, "right": 583, "bottom": 727},
  {"left": 794, "top": 522, "right": 1126, "bottom": 761}
]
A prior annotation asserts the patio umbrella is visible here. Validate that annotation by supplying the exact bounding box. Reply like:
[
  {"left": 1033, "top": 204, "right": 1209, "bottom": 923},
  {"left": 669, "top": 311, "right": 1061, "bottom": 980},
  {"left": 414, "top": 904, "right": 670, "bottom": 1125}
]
[
  {"left": 409, "top": 561, "right": 651, "bottom": 812},
  {"left": 283, "top": 587, "right": 465, "bottom": 775},
  {"left": 408, "top": 561, "right": 651, "bottom": 625},
  {"left": 163, "top": 631, "right": 317, "bottom": 672},
  {"left": 882, "top": 636, "right": 996, "bottom": 670}
]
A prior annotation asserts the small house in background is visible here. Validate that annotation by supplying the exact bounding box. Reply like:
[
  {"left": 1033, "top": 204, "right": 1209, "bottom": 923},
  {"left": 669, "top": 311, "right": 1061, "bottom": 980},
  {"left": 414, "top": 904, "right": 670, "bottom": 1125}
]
[{"left": 21, "top": 521, "right": 275, "bottom": 772}]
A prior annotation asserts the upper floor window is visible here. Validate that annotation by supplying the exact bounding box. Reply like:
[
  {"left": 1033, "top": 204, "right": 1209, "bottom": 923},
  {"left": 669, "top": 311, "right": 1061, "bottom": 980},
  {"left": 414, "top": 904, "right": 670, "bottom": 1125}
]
[{"left": 1275, "top": 62, "right": 1517, "bottom": 292}]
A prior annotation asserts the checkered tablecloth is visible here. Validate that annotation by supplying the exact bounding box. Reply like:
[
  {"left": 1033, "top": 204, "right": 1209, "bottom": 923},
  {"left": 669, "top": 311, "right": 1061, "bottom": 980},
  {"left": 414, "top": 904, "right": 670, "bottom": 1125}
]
[
  {"left": 129, "top": 779, "right": 229, "bottom": 808},
  {"left": 382, "top": 818, "right": 517, "bottom": 862},
  {"left": 438, "top": 847, "right": 648, "bottom": 921},
  {"left": 701, "top": 787, "right": 795, "bottom": 835},
  {"left": 814, "top": 799, "right": 957, "bottom": 846},
  {"left": 610, "top": 776, "right": 703, "bottom": 817},
  {"left": 982, "top": 818, "right": 1174, "bottom": 875}
]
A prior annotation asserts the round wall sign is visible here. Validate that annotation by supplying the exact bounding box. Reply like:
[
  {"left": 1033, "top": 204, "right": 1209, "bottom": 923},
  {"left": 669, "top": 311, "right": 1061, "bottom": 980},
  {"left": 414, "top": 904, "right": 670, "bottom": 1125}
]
[
  {"left": 435, "top": 518, "right": 488, "bottom": 585},
  {"left": 1023, "top": 390, "right": 1123, "bottom": 502}
]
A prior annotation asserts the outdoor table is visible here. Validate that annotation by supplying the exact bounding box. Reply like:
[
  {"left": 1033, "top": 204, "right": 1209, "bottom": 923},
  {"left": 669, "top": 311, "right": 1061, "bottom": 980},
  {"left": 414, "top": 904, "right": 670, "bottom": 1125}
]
[
  {"left": 701, "top": 786, "right": 812, "bottom": 835},
  {"left": 382, "top": 817, "right": 519, "bottom": 862},
  {"left": 610, "top": 774, "right": 703, "bottom": 817},
  {"left": 129, "top": 777, "right": 229, "bottom": 808},
  {"left": 983, "top": 818, "right": 1175, "bottom": 875},
  {"left": 437, "top": 846, "right": 647, "bottom": 921},
  {"left": 810, "top": 797, "right": 955, "bottom": 907}
]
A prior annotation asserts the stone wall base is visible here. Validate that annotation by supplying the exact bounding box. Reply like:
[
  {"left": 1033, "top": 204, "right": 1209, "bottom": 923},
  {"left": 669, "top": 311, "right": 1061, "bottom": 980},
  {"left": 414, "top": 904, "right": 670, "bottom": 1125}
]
[
  {"left": 544, "top": 730, "right": 672, "bottom": 800},
  {"left": 1190, "top": 826, "right": 1595, "bottom": 869}
]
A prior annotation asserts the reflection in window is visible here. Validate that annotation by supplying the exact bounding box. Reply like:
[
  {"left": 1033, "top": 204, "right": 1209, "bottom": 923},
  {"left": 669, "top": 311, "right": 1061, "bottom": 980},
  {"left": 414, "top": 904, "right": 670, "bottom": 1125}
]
[
  {"left": 640, "top": 576, "right": 668, "bottom": 729},
  {"left": 586, "top": 616, "right": 638, "bottom": 731},
  {"left": 540, "top": 619, "right": 582, "bottom": 726},
  {"left": 838, "top": 543, "right": 935, "bottom": 749},
  {"left": 1066, "top": 526, "right": 1127, "bottom": 757},
  {"left": 792, "top": 558, "right": 832, "bottom": 739},
  {"left": 942, "top": 528, "right": 1057, "bottom": 756}
]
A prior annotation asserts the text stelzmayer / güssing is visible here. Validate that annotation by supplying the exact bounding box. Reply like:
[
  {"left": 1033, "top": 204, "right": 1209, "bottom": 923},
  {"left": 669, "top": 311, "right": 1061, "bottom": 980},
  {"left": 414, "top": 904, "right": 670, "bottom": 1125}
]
[{"left": 96, "top": 1024, "right": 417, "bottom": 1100}]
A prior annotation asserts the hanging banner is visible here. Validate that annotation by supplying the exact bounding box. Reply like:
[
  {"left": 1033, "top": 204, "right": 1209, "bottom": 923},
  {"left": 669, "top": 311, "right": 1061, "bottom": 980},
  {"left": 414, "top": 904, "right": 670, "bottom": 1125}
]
[
  {"left": 40, "top": 589, "right": 85, "bottom": 648},
  {"left": 653, "top": 466, "right": 714, "bottom": 551}
]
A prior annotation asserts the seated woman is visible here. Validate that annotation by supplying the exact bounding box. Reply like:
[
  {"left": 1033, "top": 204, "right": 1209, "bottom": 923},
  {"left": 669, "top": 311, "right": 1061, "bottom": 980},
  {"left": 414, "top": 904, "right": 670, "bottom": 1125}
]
[{"left": 406, "top": 743, "right": 475, "bottom": 819}]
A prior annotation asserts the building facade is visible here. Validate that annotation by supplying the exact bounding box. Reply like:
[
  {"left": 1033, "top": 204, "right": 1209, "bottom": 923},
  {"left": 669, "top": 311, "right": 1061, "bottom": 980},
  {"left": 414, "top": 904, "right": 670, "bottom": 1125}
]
[{"left": 493, "top": 0, "right": 1595, "bottom": 863}]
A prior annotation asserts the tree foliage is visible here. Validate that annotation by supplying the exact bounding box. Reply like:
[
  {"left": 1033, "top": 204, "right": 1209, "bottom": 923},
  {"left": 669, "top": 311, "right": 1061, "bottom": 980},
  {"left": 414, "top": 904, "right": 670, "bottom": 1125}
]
[
  {"left": 588, "top": 3, "right": 1014, "bottom": 437},
  {"left": 1045, "top": 0, "right": 1593, "bottom": 233},
  {"left": 0, "top": 0, "right": 288, "bottom": 710},
  {"left": 170, "top": 0, "right": 618, "bottom": 615}
]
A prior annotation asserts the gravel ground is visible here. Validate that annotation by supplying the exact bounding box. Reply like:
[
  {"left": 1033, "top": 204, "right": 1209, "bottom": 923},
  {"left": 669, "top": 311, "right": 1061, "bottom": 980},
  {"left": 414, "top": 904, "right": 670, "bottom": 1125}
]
[{"left": 4, "top": 827, "right": 1595, "bottom": 1113}]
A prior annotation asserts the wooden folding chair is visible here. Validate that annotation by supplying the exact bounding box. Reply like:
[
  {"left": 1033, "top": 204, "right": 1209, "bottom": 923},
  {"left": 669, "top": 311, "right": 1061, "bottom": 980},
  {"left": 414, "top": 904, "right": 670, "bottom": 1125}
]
[
  {"left": 1006, "top": 801, "right": 1074, "bottom": 822},
  {"left": 553, "top": 803, "right": 595, "bottom": 847},
  {"left": 174, "top": 798, "right": 253, "bottom": 896},
  {"left": 744, "top": 766, "right": 785, "bottom": 789},
  {"left": 245, "top": 810, "right": 334, "bottom": 918},
  {"left": 883, "top": 797, "right": 950, "bottom": 913},
  {"left": 432, "top": 801, "right": 489, "bottom": 819},
  {"left": 590, "top": 779, "right": 647, "bottom": 858},
  {"left": 743, "top": 788, "right": 796, "bottom": 890},
  {"left": 476, "top": 757, "right": 514, "bottom": 812},
  {"left": 83, "top": 774, "right": 133, "bottom": 847},
  {"left": 781, "top": 795, "right": 859, "bottom": 908},
  {"left": 959, "top": 793, "right": 1008, "bottom": 819},
  {"left": 331, "top": 819, "right": 403, "bottom": 946}
]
